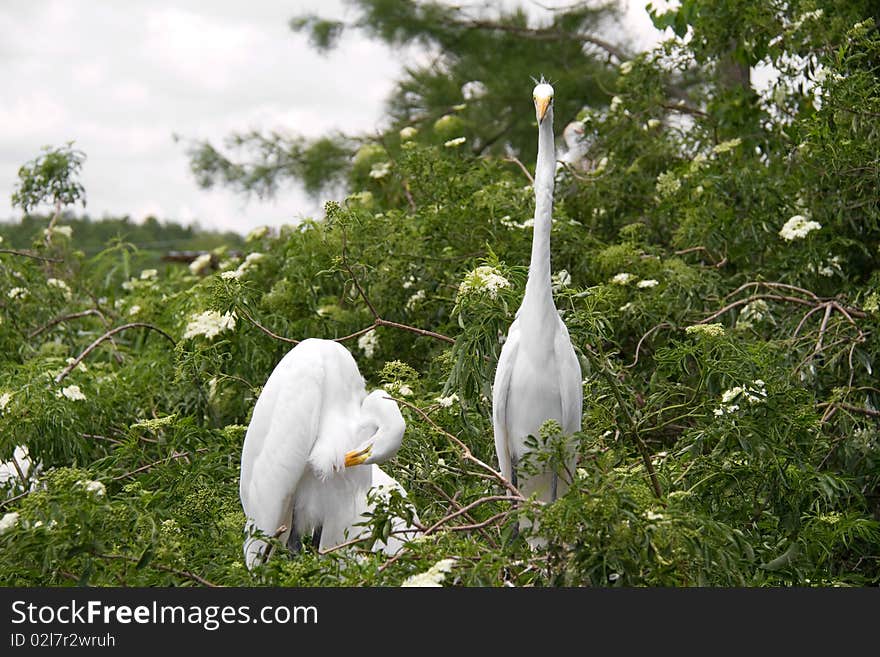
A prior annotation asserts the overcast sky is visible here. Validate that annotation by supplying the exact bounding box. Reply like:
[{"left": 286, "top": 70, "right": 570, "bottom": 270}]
[{"left": 0, "top": 1, "right": 667, "bottom": 235}]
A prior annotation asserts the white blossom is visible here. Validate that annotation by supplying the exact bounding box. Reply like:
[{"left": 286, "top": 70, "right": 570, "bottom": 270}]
[
  {"left": 128, "top": 305, "right": 141, "bottom": 316},
  {"left": 140, "top": 269, "right": 158, "bottom": 280},
  {"left": 369, "top": 162, "right": 392, "bottom": 179},
  {"left": 358, "top": 329, "right": 379, "bottom": 359},
  {"left": 7, "top": 287, "right": 28, "bottom": 300},
  {"left": 457, "top": 266, "right": 511, "bottom": 300},
  {"left": 461, "top": 80, "right": 488, "bottom": 100},
  {"left": 246, "top": 225, "right": 270, "bottom": 242},
  {"left": 436, "top": 393, "right": 459, "bottom": 408},
  {"left": 189, "top": 253, "right": 213, "bottom": 275},
  {"left": 551, "top": 270, "right": 572, "bottom": 292},
  {"left": 183, "top": 310, "right": 236, "bottom": 340},
  {"left": 609, "top": 96, "right": 623, "bottom": 112},
  {"left": 57, "top": 385, "right": 86, "bottom": 401},
  {"left": 0, "top": 392, "right": 11, "bottom": 411},
  {"left": 685, "top": 323, "right": 725, "bottom": 337},
  {"left": 0, "top": 512, "right": 19, "bottom": 534},
  {"left": 444, "top": 137, "right": 467, "bottom": 148},
  {"left": 44, "top": 225, "right": 73, "bottom": 239},
  {"left": 81, "top": 480, "right": 106, "bottom": 497},
  {"left": 712, "top": 138, "right": 742, "bottom": 155},
  {"left": 0, "top": 445, "right": 37, "bottom": 485},
  {"left": 46, "top": 278, "right": 72, "bottom": 299},
  {"left": 399, "top": 126, "right": 418, "bottom": 141},
  {"left": 714, "top": 380, "right": 767, "bottom": 416},
  {"left": 611, "top": 272, "right": 634, "bottom": 285},
  {"left": 401, "top": 558, "right": 457, "bottom": 587},
  {"left": 406, "top": 289, "right": 426, "bottom": 311},
  {"left": 402, "top": 275, "right": 416, "bottom": 290},
  {"left": 779, "top": 215, "right": 821, "bottom": 241},
  {"left": 220, "top": 270, "right": 242, "bottom": 280},
  {"left": 655, "top": 171, "right": 681, "bottom": 197},
  {"left": 637, "top": 279, "right": 659, "bottom": 289},
  {"left": 645, "top": 118, "right": 661, "bottom": 130},
  {"left": 619, "top": 61, "right": 634, "bottom": 75}
]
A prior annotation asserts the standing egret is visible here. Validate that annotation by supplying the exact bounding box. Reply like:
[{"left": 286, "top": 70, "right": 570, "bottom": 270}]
[
  {"left": 492, "top": 81, "right": 583, "bottom": 545},
  {"left": 240, "top": 338, "right": 419, "bottom": 569}
]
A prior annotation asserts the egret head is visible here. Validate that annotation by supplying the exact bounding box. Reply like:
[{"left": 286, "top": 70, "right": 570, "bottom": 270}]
[
  {"left": 533, "top": 81, "right": 555, "bottom": 123},
  {"left": 344, "top": 390, "right": 406, "bottom": 467}
]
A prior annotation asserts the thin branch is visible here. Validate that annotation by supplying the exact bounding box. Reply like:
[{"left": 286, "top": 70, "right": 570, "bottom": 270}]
[
  {"left": 28, "top": 309, "right": 104, "bottom": 339},
  {"left": 111, "top": 448, "right": 209, "bottom": 481},
  {"left": 237, "top": 307, "right": 299, "bottom": 344},
  {"left": 55, "top": 322, "right": 176, "bottom": 384},
  {"left": 626, "top": 322, "right": 673, "bottom": 368},
  {"left": 423, "top": 495, "right": 521, "bottom": 535},
  {"left": 0, "top": 248, "right": 63, "bottom": 263},
  {"left": 95, "top": 553, "right": 218, "bottom": 587},
  {"left": 397, "top": 398, "right": 525, "bottom": 498},
  {"left": 503, "top": 155, "right": 534, "bottom": 184}
]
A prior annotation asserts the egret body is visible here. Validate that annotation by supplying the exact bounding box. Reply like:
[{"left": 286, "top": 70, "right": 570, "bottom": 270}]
[
  {"left": 240, "top": 338, "right": 419, "bottom": 569},
  {"left": 492, "top": 82, "right": 583, "bottom": 544}
]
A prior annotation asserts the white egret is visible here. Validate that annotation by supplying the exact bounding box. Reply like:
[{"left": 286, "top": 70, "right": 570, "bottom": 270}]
[
  {"left": 558, "top": 120, "right": 594, "bottom": 173},
  {"left": 492, "top": 81, "right": 583, "bottom": 545},
  {"left": 240, "top": 338, "right": 419, "bottom": 569}
]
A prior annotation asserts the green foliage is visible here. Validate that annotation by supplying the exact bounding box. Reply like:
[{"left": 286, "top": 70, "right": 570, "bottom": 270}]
[
  {"left": 2, "top": 2, "right": 880, "bottom": 587},
  {"left": 11, "top": 143, "right": 86, "bottom": 213}
]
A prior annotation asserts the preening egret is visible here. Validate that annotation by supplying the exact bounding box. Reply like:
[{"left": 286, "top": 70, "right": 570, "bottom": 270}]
[
  {"left": 558, "top": 120, "right": 594, "bottom": 173},
  {"left": 240, "top": 338, "right": 419, "bottom": 569},
  {"left": 492, "top": 81, "right": 583, "bottom": 546}
]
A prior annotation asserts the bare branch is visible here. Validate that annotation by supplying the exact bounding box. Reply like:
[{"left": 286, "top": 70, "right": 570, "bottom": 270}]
[
  {"left": 28, "top": 309, "right": 104, "bottom": 339},
  {"left": 55, "top": 323, "right": 176, "bottom": 384}
]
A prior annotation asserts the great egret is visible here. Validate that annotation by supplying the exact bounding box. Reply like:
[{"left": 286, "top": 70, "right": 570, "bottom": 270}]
[
  {"left": 559, "top": 120, "right": 594, "bottom": 173},
  {"left": 492, "top": 81, "right": 583, "bottom": 545},
  {"left": 240, "top": 338, "right": 419, "bottom": 569}
]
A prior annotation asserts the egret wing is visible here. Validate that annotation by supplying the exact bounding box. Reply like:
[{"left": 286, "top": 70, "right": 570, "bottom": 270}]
[{"left": 492, "top": 319, "right": 521, "bottom": 483}]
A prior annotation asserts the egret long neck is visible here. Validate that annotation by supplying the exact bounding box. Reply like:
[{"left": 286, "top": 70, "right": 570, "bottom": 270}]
[{"left": 521, "top": 107, "right": 557, "bottom": 327}]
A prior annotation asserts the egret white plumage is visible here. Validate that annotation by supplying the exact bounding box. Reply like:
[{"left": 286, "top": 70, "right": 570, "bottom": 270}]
[
  {"left": 558, "top": 120, "right": 594, "bottom": 173},
  {"left": 492, "top": 81, "right": 583, "bottom": 546},
  {"left": 240, "top": 338, "right": 419, "bottom": 569}
]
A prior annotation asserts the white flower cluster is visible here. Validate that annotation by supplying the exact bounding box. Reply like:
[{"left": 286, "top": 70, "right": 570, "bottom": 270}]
[
  {"left": 369, "top": 162, "right": 392, "bottom": 179},
  {"left": 384, "top": 382, "right": 413, "bottom": 398},
  {"left": 405, "top": 289, "right": 426, "bottom": 311},
  {"left": 686, "top": 323, "right": 725, "bottom": 337},
  {"left": 461, "top": 80, "right": 487, "bottom": 100},
  {"left": 551, "top": 270, "right": 571, "bottom": 292},
  {"left": 399, "top": 126, "right": 418, "bottom": 141},
  {"left": 714, "top": 380, "right": 767, "bottom": 416},
  {"left": 637, "top": 279, "right": 659, "bottom": 289},
  {"left": 499, "top": 216, "right": 535, "bottom": 230},
  {"left": 220, "top": 252, "right": 264, "bottom": 281},
  {"left": 655, "top": 171, "right": 681, "bottom": 197},
  {"left": 57, "top": 385, "right": 86, "bottom": 401},
  {"left": 7, "top": 287, "right": 28, "bottom": 300},
  {"left": 0, "top": 391, "right": 11, "bottom": 412},
  {"left": 444, "top": 137, "right": 466, "bottom": 148},
  {"left": 358, "top": 329, "right": 379, "bottom": 359},
  {"left": 779, "top": 215, "right": 821, "bottom": 241},
  {"left": 44, "top": 225, "right": 73, "bottom": 239},
  {"left": 457, "top": 266, "right": 511, "bottom": 301},
  {"left": 183, "top": 310, "right": 236, "bottom": 340},
  {"left": 436, "top": 393, "right": 459, "bottom": 408},
  {"left": 79, "top": 479, "right": 106, "bottom": 497},
  {"left": 611, "top": 272, "right": 634, "bottom": 285},
  {"left": 619, "top": 61, "right": 634, "bottom": 75},
  {"left": 189, "top": 253, "right": 214, "bottom": 275},
  {"left": 140, "top": 269, "right": 158, "bottom": 280},
  {"left": 812, "top": 255, "right": 843, "bottom": 278},
  {"left": 47, "top": 278, "right": 72, "bottom": 299},
  {"left": 0, "top": 511, "right": 19, "bottom": 534},
  {"left": 401, "top": 558, "right": 457, "bottom": 587},
  {"left": 246, "top": 225, "right": 270, "bottom": 242},
  {"left": 712, "top": 138, "right": 742, "bottom": 155}
]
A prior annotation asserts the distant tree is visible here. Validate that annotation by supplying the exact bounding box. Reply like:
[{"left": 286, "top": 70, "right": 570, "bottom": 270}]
[{"left": 185, "top": 0, "right": 626, "bottom": 206}]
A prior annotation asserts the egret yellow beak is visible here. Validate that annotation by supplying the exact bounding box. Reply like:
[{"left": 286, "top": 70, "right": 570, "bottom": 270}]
[
  {"left": 344, "top": 443, "right": 373, "bottom": 467},
  {"left": 535, "top": 96, "right": 551, "bottom": 122}
]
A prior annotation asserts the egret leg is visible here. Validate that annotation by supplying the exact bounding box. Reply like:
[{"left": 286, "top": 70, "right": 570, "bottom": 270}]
[
  {"left": 286, "top": 507, "right": 302, "bottom": 555},
  {"left": 311, "top": 525, "right": 323, "bottom": 550},
  {"left": 507, "top": 456, "right": 520, "bottom": 544}
]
